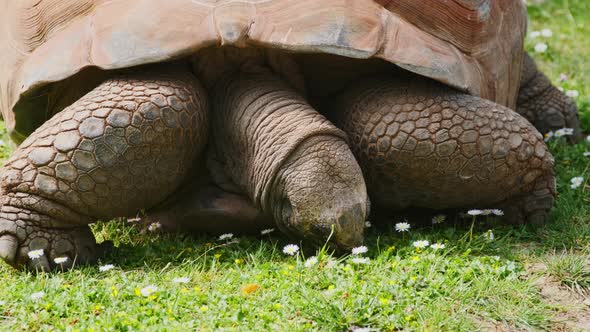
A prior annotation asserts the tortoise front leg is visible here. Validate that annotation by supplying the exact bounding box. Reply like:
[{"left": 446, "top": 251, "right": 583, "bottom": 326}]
[
  {"left": 330, "top": 76, "right": 555, "bottom": 224},
  {"left": 517, "top": 53, "right": 581, "bottom": 142},
  {"left": 0, "top": 67, "right": 208, "bottom": 271}
]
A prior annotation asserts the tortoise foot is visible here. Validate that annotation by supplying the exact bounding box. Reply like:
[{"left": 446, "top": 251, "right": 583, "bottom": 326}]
[
  {"left": 517, "top": 53, "right": 581, "bottom": 142},
  {"left": 0, "top": 210, "right": 108, "bottom": 271},
  {"left": 500, "top": 173, "right": 556, "bottom": 226}
]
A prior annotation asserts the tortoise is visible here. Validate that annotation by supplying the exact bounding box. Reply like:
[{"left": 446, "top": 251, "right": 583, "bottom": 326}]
[{"left": 0, "top": 0, "right": 579, "bottom": 271}]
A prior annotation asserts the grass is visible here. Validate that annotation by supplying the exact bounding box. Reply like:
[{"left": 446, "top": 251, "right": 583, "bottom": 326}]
[{"left": 1, "top": 0, "right": 590, "bottom": 330}]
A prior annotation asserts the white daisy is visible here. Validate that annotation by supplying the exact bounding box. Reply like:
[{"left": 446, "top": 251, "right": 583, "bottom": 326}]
[
  {"left": 566, "top": 90, "right": 579, "bottom": 98},
  {"left": 583, "top": 152, "right": 590, "bottom": 157},
  {"left": 140, "top": 285, "right": 158, "bottom": 297},
  {"left": 351, "top": 246, "right": 368, "bottom": 255},
  {"left": 260, "top": 228, "right": 275, "bottom": 235},
  {"left": 467, "top": 209, "right": 483, "bottom": 216},
  {"left": 413, "top": 240, "right": 430, "bottom": 249},
  {"left": 27, "top": 249, "right": 44, "bottom": 260},
  {"left": 571, "top": 176, "right": 584, "bottom": 189},
  {"left": 491, "top": 209, "right": 504, "bottom": 216},
  {"left": 325, "top": 259, "right": 338, "bottom": 269},
  {"left": 53, "top": 257, "right": 68, "bottom": 264},
  {"left": 304, "top": 256, "right": 318, "bottom": 268},
  {"left": 484, "top": 230, "right": 495, "bottom": 241},
  {"left": 172, "top": 277, "right": 190, "bottom": 284},
  {"left": 282, "top": 244, "right": 300, "bottom": 256},
  {"left": 30, "top": 291, "right": 45, "bottom": 301},
  {"left": 432, "top": 214, "right": 446, "bottom": 224},
  {"left": 481, "top": 209, "right": 492, "bottom": 216},
  {"left": 555, "top": 128, "right": 574, "bottom": 137},
  {"left": 218, "top": 233, "right": 234, "bottom": 241},
  {"left": 99, "top": 264, "right": 115, "bottom": 272},
  {"left": 148, "top": 222, "right": 162, "bottom": 232},
  {"left": 430, "top": 243, "right": 446, "bottom": 250},
  {"left": 530, "top": 30, "right": 541, "bottom": 38},
  {"left": 541, "top": 28, "right": 553, "bottom": 37},
  {"left": 350, "top": 257, "right": 370, "bottom": 265},
  {"left": 534, "top": 42, "right": 548, "bottom": 53},
  {"left": 395, "top": 222, "right": 411, "bottom": 232},
  {"left": 544, "top": 131, "right": 554, "bottom": 142}
]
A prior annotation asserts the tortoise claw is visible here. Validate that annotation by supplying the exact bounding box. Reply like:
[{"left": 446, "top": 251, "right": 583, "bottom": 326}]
[{"left": 0, "top": 234, "right": 18, "bottom": 267}]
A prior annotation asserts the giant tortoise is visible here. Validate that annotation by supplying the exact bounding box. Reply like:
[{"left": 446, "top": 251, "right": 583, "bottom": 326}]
[{"left": 0, "top": 0, "right": 579, "bottom": 271}]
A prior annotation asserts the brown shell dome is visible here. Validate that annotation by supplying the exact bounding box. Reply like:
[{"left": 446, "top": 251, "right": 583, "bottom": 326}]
[{"left": 0, "top": 0, "right": 527, "bottom": 142}]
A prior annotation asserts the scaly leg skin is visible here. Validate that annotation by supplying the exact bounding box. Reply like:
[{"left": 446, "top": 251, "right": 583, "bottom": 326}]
[
  {"left": 517, "top": 52, "right": 581, "bottom": 142},
  {"left": 0, "top": 67, "right": 208, "bottom": 271},
  {"left": 330, "top": 76, "right": 555, "bottom": 224},
  {"left": 207, "top": 66, "right": 369, "bottom": 249}
]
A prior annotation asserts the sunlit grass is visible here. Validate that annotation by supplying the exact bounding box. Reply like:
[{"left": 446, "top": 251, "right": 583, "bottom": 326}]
[{"left": 1, "top": 0, "right": 589, "bottom": 330}]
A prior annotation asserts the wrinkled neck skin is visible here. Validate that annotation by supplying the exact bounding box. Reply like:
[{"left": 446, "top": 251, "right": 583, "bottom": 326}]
[{"left": 201, "top": 49, "right": 368, "bottom": 248}]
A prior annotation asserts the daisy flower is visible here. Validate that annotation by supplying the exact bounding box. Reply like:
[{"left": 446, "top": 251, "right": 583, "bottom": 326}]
[
  {"left": 282, "top": 244, "right": 299, "bottom": 256},
  {"left": 172, "top": 277, "right": 190, "bottom": 284},
  {"left": 53, "top": 257, "right": 68, "bottom": 264},
  {"left": 530, "top": 30, "right": 541, "bottom": 38},
  {"left": 395, "top": 222, "right": 411, "bottom": 232},
  {"left": 413, "top": 240, "right": 430, "bottom": 249},
  {"left": 491, "top": 209, "right": 504, "bottom": 216},
  {"left": 484, "top": 230, "right": 495, "bottom": 241},
  {"left": 566, "top": 90, "right": 579, "bottom": 98},
  {"left": 148, "top": 222, "right": 161, "bottom": 232},
  {"left": 140, "top": 285, "right": 158, "bottom": 297},
  {"left": 534, "top": 42, "right": 548, "bottom": 53},
  {"left": 467, "top": 209, "right": 483, "bottom": 216},
  {"left": 432, "top": 214, "right": 446, "bottom": 224},
  {"left": 541, "top": 28, "right": 553, "bottom": 37},
  {"left": 430, "top": 243, "right": 446, "bottom": 250},
  {"left": 558, "top": 73, "right": 568, "bottom": 82},
  {"left": 350, "top": 257, "right": 370, "bottom": 265},
  {"left": 544, "top": 131, "right": 554, "bottom": 142},
  {"left": 30, "top": 291, "right": 45, "bottom": 301},
  {"left": 571, "top": 176, "right": 584, "bottom": 189},
  {"left": 304, "top": 256, "right": 318, "bottom": 267},
  {"left": 555, "top": 128, "right": 574, "bottom": 137},
  {"left": 325, "top": 259, "right": 338, "bottom": 269},
  {"left": 99, "top": 264, "right": 115, "bottom": 272},
  {"left": 27, "top": 249, "right": 44, "bottom": 260},
  {"left": 260, "top": 228, "right": 275, "bottom": 235},
  {"left": 218, "top": 233, "right": 234, "bottom": 241},
  {"left": 583, "top": 152, "right": 590, "bottom": 157},
  {"left": 351, "top": 246, "right": 368, "bottom": 255}
]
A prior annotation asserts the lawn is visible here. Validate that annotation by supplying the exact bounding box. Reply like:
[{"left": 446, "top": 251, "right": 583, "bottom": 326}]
[{"left": 1, "top": 1, "right": 589, "bottom": 331}]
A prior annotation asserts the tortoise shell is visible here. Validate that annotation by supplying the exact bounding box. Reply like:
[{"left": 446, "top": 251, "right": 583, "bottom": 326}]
[{"left": 0, "top": 0, "right": 527, "bottom": 143}]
